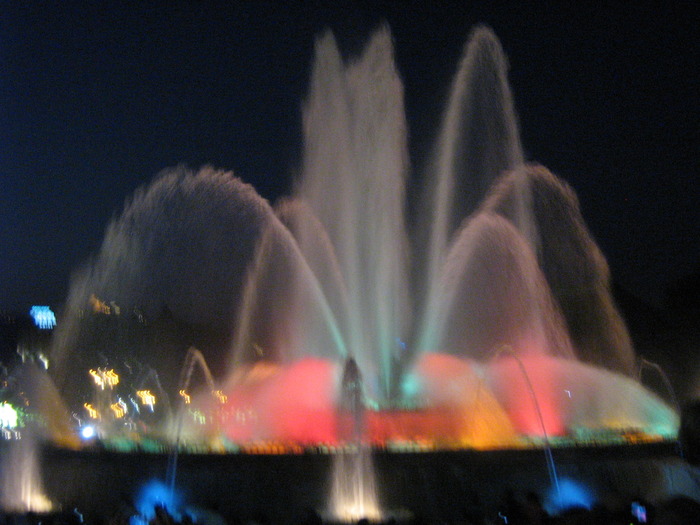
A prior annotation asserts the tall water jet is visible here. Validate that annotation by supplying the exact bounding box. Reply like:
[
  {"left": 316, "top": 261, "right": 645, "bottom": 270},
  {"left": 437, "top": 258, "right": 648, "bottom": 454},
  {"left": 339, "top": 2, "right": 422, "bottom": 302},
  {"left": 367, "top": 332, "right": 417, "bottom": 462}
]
[
  {"left": 418, "top": 26, "right": 525, "bottom": 355},
  {"left": 330, "top": 357, "right": 381, "bottom": 523},
  {"left": 0, "top": 434, "right": 53, "bottom": 513},
  {"left": 297, "top": 27, "right": 410, "bottom": 401},
  {"left": 0, "top": 363, "right": 74, "bottom": 514}
]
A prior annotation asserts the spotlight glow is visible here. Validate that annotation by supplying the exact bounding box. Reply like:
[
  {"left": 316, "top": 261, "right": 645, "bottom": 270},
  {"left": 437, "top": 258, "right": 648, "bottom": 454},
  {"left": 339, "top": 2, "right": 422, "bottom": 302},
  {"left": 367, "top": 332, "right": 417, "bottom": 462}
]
[
  {"left": 544, "top": 477, "right": 595, "bottom": 514},
  {"left": 80, "top": 425, "right": 96, "bottom": 440},
  {"left": 131, "top": 480, "right": 181, "bottom": 525}
]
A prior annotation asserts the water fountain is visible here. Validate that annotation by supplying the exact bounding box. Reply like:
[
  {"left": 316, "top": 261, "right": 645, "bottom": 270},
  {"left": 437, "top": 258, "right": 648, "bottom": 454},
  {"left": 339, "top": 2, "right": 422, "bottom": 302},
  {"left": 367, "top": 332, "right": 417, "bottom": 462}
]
[
  {"left": 4, "top": 23, "right": 683, "bottom": 523},
  {"left": 0, "top": 362, "right": 75, "bottom": 514},
  {"left": 328, "top": 358, "right": 382, "bottom": 523},
  {"left": 166, "top": 347, "right": 219, "bottom": 493},
  {"left": 0, "top": 429, "right": 53, "bottom": 514},
  {"left": 196, "top": 25, "right": 676, "bottom": 449}
]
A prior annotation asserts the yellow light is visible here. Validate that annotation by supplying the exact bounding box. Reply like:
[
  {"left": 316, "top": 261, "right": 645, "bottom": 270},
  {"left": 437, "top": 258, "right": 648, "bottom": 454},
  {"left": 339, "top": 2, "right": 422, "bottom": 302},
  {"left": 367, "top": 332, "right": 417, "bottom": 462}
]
[
  {"left": 136, "top": 390, "right": 156, "bottom": 409},
  {"left": 212, "top": 390, "right": 227, "bottom": 404},
  {"left": 89, "top": 294, "right": 111, "bottom": 314},
  {"left": 179, "top": 389, "right": 191, "bottom": 404},
  {"left": 110, "top": 400, "right": 126, "bottom": 419},
  {"left": 89, "top": 368, "right": 119, "bottom": 389},
  {"left": 84, "top": 403, "right": 99, "bottom": 419},
  {"left": 105, "top": 369, "right": 119, "bottom": 387},
  {"left": 89, "top": 369, "right": 104, "bottom": 388}
]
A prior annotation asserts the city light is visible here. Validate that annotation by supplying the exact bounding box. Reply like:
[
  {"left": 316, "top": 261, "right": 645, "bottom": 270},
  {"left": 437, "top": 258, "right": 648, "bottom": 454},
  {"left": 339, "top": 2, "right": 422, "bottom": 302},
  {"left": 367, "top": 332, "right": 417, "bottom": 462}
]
[
  {"left": 0, "top": 402, "right": 18, "bottom": 429},
  {"left": 110, "top": 399, "right": 127, "bottom": 418},
  {"left": 84, "top": 403, "right": 99, "bottom": 420},
  {"left": 179, "top": 390, "right": 191, "bottom": 404},
  {"left": 29, "top": 306, "right": 56, "bottom": 329},
  {"left": 89, "top": 294, "right": 111, "bottom": 314},
  {"left": 89, "top": 368, "right": 119, "bottom": 390},
  {"left": 136, "top": 390, "right": 156, "bottom": 411},
  {"left": 213, "top": 390, "right": 227, "bottom": 404}
]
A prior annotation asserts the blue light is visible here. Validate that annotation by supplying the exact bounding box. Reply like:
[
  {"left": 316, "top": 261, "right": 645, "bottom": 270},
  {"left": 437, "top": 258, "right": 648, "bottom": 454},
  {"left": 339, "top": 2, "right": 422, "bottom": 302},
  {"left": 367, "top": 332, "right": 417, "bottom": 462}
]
[
  {"left": 632, "top": 501, "right": 647, "bottom": 523},
  {"left": 29, "top": 306, "right": 56, "bottom": 329},
  {"left": 544, "top": 477, "right": 595, "bottom": 514},
  {"left": 131, "top": 480, "right": 181, "bottom": 525}
]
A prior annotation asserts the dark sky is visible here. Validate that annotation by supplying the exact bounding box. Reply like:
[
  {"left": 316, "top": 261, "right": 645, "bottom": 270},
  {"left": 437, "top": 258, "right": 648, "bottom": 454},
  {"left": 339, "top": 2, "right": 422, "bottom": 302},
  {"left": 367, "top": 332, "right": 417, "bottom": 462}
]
[{"left": 1, "top": 1, "right": 698, "bottom": 313}]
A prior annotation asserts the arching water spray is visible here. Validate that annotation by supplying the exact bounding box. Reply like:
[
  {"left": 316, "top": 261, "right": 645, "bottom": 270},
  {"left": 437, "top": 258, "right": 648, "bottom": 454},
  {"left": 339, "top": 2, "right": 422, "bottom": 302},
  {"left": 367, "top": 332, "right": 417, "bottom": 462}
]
[
  {"left": 229, "top": 216, "right": 348, "bottom": 368},
  {"left": 419, "top": 25, "right": 524, "bottom": 357},
  {"left": 492, "top": 346, "right": 561, "bottom": 506},
  {"left": 638, "top": 357, "right": 683, "bottom": 456},
  {"left": 166, "top": 347, "right": 218, "bottom": 495}
]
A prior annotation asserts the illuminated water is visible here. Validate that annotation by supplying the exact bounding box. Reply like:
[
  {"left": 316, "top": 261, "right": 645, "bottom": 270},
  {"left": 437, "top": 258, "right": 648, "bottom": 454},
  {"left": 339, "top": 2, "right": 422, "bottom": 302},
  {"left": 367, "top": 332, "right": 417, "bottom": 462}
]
[
  {"left": 0, "top": 437, "right": 53, "bottom": 513},
  {"left": 34, "top": 22, "right": 681, "bottom": 521},
  {"left": 329, "top": 358, "right": 381, "bottom": 522},
  {"left": 0, "top": 364, "right": 64, "bottom": 513},
  {"left": 208, "top": 25, "right": 675, "bottom": 446},
  {"left": 419, "top": 26, "right": 525, "bottom": 356}
]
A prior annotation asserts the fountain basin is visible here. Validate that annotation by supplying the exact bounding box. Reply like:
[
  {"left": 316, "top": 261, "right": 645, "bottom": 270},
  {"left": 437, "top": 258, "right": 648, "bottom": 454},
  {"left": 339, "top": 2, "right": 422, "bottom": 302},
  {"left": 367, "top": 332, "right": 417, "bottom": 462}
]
[{"left": 34, "top": 441, "right": 688, "bottom": 524}]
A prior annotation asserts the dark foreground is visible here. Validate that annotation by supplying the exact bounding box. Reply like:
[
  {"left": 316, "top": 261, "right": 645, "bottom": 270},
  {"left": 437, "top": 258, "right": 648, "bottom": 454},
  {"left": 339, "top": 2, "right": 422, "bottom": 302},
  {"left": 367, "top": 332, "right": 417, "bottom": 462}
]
[{"left": 3, "top": 442, "right": 700, "bottom": 524}]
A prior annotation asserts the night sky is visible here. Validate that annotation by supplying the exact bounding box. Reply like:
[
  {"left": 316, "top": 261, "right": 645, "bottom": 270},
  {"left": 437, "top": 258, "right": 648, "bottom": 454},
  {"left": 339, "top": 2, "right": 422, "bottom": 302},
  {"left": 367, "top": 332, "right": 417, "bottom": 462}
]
[{"left": 1, "top": 2, "right": 698, "bottom": 313}]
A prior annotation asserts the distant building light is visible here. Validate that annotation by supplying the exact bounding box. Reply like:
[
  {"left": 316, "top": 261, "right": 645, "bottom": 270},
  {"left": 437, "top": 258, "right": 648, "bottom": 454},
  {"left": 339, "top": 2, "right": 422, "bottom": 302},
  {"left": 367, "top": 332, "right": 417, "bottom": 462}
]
[
  {"left": 38, "top": 353, "right": 49, "bottom": 370},
  {"left": 89, "top": 368, "right": 119, "bottom": 390},
  {"left": 84, "top": 403, "right": 99, "bottom": 420},
  {"left": 29, "top": 306, "right": 56, "bottom": 329},
  {"left": 110, "top": 400, "right": 127, "bottom": 419},
  {"left": 136, "top": 390, "right": 156, "bottom": 411},
  {"left": 0, "top": 402, "right": 18, "bottom": 429},
  {"left": 212, "top": 390, "right": 227, "bottom": 404},
  {"left": 179, "top": 390, "right": 191, "bottom": 404},
  {"left": 89, "top": 294, "right": 111, "bottom": 314}
]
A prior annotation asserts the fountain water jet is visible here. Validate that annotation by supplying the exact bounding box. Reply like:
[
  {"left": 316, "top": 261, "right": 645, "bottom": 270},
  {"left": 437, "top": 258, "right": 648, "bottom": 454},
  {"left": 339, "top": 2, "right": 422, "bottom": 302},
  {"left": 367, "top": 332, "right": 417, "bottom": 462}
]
[
  {"left": 491, "top": 346, "right": 562, "bottom": 506},
  {"left": 229, "top": 209, "right": 349, "bottom": 369},
  {"left": 31, "top": 22, "right": 685, "bottom": 523},
  {"left": 295, "top": 27, "right": 410, "bottom": 401},
  {"left": 418, "top": 26, "right": 525, "bottom": 355},
  {"left": 483, "top": 165, "right": 637, "bottom": 375},
  {"left": 0, "top": 435, "right": 53, "bottom": 513},
  {"left": 329, "top": 358, "right": 382, "bottom": 523},
  {"left": 167, "top": 347, "right": 218, "bottom": 494},
  {"left": 47, "top": 23, "right": 678, "bottom": 452},
  {"left": 51, "top": 166, "right": 277, "bottom": 403},
  {"left": 0, "top": 363, "right": 73, "bottom": 514}
]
